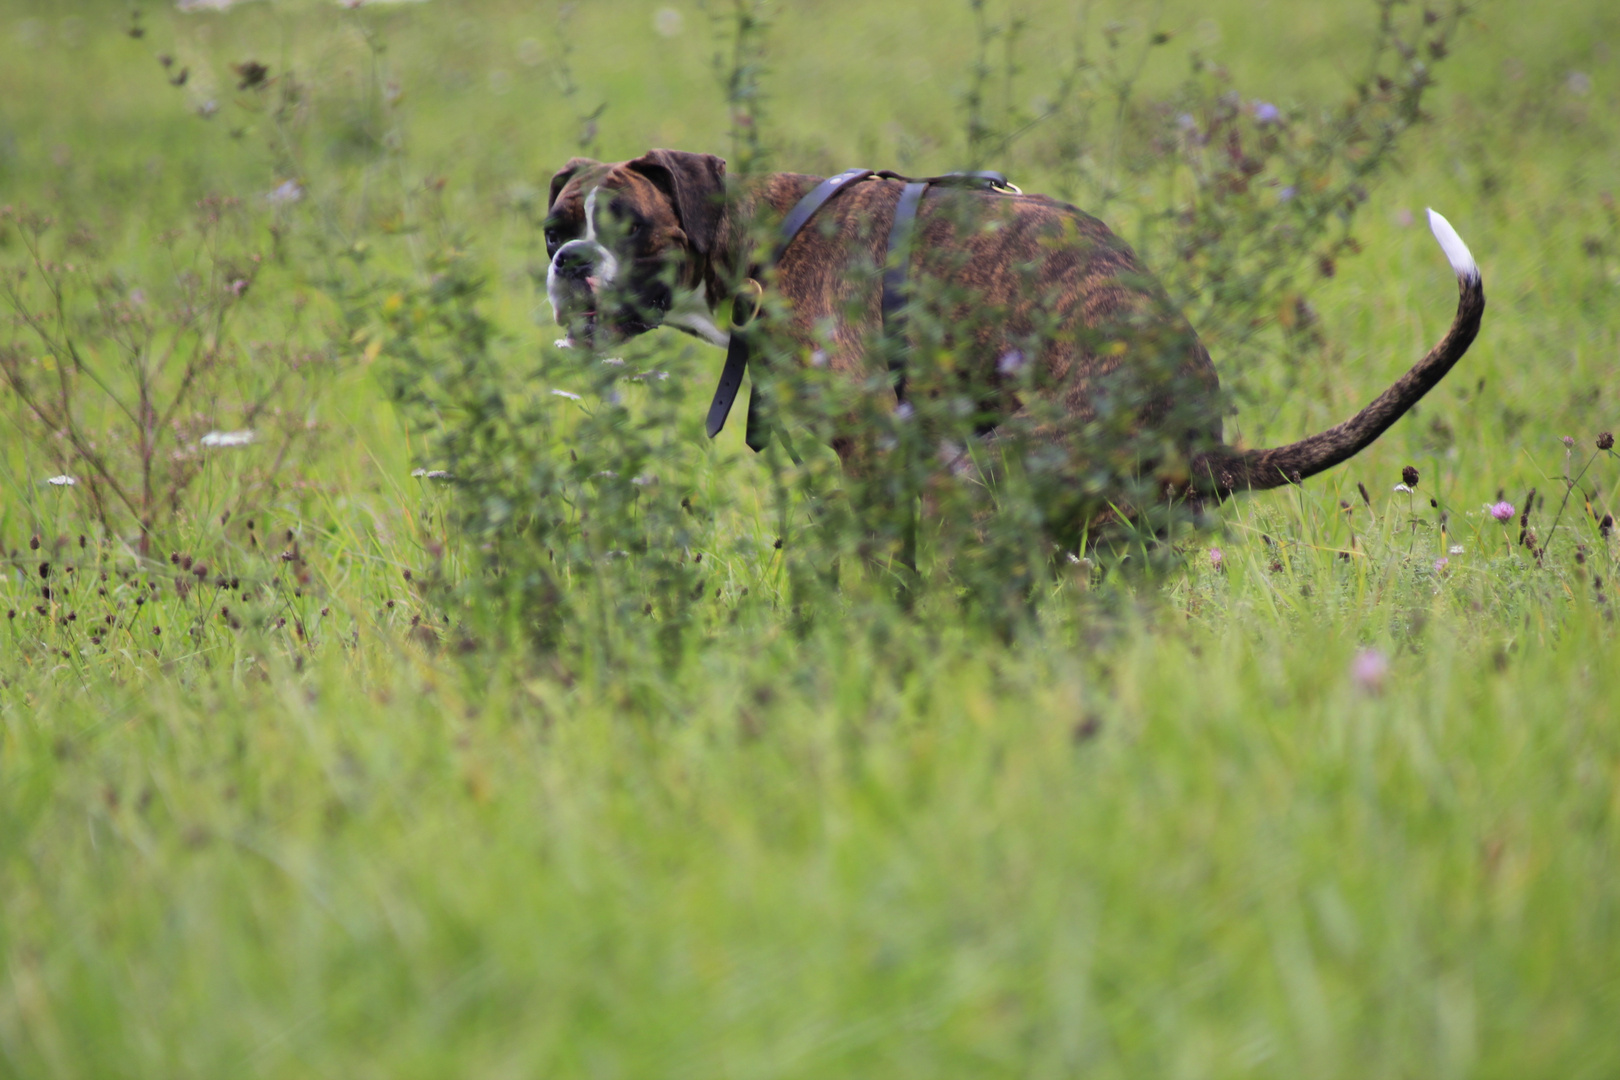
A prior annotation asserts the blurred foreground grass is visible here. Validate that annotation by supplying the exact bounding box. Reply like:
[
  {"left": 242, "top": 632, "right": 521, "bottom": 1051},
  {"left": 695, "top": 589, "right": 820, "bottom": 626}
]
[{"left": 1, "top": 0, "right": 1619, "bottom": 1076}]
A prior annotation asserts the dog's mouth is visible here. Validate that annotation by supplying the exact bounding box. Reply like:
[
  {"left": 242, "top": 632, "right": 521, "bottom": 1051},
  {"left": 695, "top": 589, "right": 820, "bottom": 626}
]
[{"left": 557, "top": 290, "right": 666, "bottom": 350}]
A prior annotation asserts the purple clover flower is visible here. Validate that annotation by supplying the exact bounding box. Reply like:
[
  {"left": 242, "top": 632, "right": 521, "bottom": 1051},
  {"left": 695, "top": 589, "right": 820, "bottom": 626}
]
[
  {"left": 1253, "top": 101, "right": 1281, "bottom": 125},
  {"left": 1351, "top": 648, "right": 1388, "bottom": 695},
  {"left": 1488, "top": 501, "right": 1515, "bottom": 522}
]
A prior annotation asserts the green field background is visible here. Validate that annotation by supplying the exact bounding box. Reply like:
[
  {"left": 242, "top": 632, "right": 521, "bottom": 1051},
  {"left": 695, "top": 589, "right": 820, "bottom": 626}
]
[{"left": 2, "top": 1, "right": 1619, "bottom": 1077}]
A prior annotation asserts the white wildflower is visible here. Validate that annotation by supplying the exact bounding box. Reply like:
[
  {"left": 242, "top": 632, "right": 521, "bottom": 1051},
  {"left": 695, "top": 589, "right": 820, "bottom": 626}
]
[
  {"left": 410, "top": 468, "right": 454, "bottom": 480},
  {"left": 653, "top": 7, "right": 683, "bottom": 36},
  {"left": 46, "top": 474, "right": 77, "bottom": 486},
  {"left": 600, "top": 357, "right": 625, "bottom": 367},
  {"left": 1392, "top": 483, "right": 1412, "bottom": 493},
  {"left": 809, "top": 349, "right": 828, "bottom": 368},
  {"left": 1449, "top": 545, "right": 1464, "bottom": 555},
  {"left": 200, "top": 429, "right": 255, "bottom": 448},
  {"left": 555, "top": 337, "right": 575, "bottom": 350},
  {"left": 894, "top": 401, "right": 915, "bottom": 421},
  {"left": 550, "top": 389, "right": 582, "bottom": 401},
  {"left": 265, "top": 179, "right": 304, "bottom": 205}
]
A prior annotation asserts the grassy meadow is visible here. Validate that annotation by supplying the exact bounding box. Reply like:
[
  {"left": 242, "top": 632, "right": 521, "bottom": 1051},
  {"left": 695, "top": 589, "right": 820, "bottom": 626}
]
[{"left": 2, "top": 0, "right": 1619, "bottom": 1076}]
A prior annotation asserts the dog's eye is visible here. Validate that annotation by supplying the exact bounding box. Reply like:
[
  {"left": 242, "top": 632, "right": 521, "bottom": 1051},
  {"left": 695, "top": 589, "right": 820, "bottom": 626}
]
[{"left": 544, "top": 228, "right": 561, "bottom": 252}]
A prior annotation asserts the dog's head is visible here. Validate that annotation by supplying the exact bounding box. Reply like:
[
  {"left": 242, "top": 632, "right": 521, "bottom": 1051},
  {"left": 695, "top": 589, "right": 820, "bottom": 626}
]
[{"left": 543, "top": 149, "right": 726, "bottom": 346}]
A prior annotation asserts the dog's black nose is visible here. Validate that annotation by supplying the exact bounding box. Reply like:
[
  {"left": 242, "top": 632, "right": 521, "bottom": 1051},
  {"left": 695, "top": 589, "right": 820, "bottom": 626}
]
[{"left": 554, "top": 243, "right": 596, "bottom": 281}]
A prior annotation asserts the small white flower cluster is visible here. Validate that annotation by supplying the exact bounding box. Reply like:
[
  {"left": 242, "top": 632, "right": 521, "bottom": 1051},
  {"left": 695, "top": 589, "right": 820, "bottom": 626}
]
[
  {"left": 1393, "top": 483, "right": 1413, "bottom": 493},
  {"left": 265, "top": 180, "right": 303, "bottom": 205},
  {"left": 411, "top": 468, "right": 454, "bottom": 480},
  {"left": 200, "top": 429, "right": 255, "bottom": 448},
  {"left": 46, "top": 474, "right": 77, "bottom": 486},
  {"left": 550, "top": 389, "right": 582, "bottom": 401}
]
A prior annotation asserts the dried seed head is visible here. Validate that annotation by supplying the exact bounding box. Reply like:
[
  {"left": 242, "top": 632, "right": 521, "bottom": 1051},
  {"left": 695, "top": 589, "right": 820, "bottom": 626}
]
[
  {"left": 1357, "top": 482, "right": 1371, "bottom": 507},
  {"left": 1402, "top": 465, "right": 1420, "bottom": 487},
  {"left": 1599, "top": 432, "right": 1615, "bottom": 451}
]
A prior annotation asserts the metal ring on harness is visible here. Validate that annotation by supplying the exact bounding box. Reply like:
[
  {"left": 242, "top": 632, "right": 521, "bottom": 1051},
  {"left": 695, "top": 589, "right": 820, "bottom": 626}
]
[{"left": 734, "top": 278, "right": 764, "bottom": 329}]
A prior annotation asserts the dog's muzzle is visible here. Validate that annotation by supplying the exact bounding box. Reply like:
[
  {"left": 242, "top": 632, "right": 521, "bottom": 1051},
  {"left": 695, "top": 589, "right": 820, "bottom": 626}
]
[{"left": 547, "top": 238, "right": 670, "bottom": 347}]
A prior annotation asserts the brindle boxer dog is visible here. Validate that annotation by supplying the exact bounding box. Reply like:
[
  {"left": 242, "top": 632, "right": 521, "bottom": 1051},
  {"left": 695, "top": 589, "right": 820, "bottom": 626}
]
[{"left": 542, "top": 149, "right": 1483, "bottom": 532}]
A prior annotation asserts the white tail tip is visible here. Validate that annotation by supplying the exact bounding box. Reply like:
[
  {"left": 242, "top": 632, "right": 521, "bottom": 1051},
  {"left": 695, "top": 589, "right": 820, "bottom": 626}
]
[{"left": 1426, "top": 208, "right": 1479, "bottom": 281}]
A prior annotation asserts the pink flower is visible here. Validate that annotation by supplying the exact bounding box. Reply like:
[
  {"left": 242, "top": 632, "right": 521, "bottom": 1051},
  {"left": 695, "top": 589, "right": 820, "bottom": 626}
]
[
  {"left": 1433, "top": 557, "right": 1449, "bottom": 573},
  {"left": 1488, "top": 501, "right": 1515, "bottom": 522},
  {"left": 1209, "top": 547, "right": 1224, "bottom": 570},
  {"left": 1351, "top": 648, "right": 1389, "bottom": 694}
]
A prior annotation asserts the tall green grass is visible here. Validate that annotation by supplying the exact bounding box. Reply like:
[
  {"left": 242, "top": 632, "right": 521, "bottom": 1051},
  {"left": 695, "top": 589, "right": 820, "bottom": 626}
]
[{"left": 1, "top": 1, "right": 1618, "bottom": 1076}]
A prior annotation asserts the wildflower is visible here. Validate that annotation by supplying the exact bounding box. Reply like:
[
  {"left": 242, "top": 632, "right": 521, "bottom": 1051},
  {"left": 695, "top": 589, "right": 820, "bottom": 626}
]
[
  {"left": 997, "top": 349, "right": 1026, "bottom": 375},
  {"left": 894, "top": 402, "right": 915, "bottom": 421},
  {"left": 809, "top": 349, "right": 828, "bottom": 368},
  {"left": 1562, "top": 435, "right": 1576, "bottom": 449},
  {"left": 1433, "top": 557, "right": 1449, "bottom": 573},
  {"left": 550, "top": 389, "right": 582, "bottom": 400},
  {"left": 1402, "top": 465, "right": 1420, "bottom": 487},
  {"left": 1488, "top": 501, "right": 1515, "bottom": 522},
  {"left": 1449, "top": 544, "right": 1464, "bottom": 554},
  {"left": 1350, "top": 648, "right": 1389, "bottom": 695},
  {"left": 229, "top": 278, "right": 249, "bottom": 297},
  {"left": 600, "top": 357, "right": 625, "bottom": 367},
  {"left": 46, "top": 474, "right": 77, "bottom": 486},
  {"left": 1252, "top": 101, "right": 1281, "bottom": 124},
  {"left": 1599, "top": 432, "right": 1614, "bottom": 451},
  {"left": 1278, "top": 185, "right": 1297, "bottom": 203},
  {"left": 1393, "top": 483, "right": 1412, "bottom": 494},
  {"left": 653, "top": 7, "right": 683, "bottom": 36},
  {"left": 410, "top": 468, "right": 454, "bottom": 480},
  {"left": 1209, "top": 547, "right": 1224, "bottom": 571},
  {"left": 232, "top": 60, "right": 270, "bottom": 91},
  {"left": 200, "top": 430, "right": 255, "bottom": 447},
  {"left": 265, "top": 180, "right": 304, "bottom": 205}
]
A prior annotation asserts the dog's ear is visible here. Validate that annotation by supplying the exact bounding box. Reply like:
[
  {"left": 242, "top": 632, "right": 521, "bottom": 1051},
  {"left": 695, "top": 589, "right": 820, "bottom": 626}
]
[
  {"left": 627, "top": 149, "right": 727, "bottom": 256},
  {"left": 547, "top": 157, "right": 599, "bottom": 212}
]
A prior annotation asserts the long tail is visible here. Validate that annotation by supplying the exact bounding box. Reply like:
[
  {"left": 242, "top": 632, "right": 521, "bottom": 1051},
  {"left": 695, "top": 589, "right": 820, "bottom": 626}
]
[{"left": 1196, "top": 209, "right": 1485, "bottom": 495}]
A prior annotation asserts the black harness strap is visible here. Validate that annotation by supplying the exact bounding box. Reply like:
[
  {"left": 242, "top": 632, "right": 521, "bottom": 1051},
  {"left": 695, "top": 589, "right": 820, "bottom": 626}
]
[
  {"left": 705, "top": 168, "right": 872, "bottom": 447},
  {"left": 880, "top": 181, "right": 929, "bottom": 404},
  {"left": 705, "top": 167, "right": 1018, "bottom": 452}
]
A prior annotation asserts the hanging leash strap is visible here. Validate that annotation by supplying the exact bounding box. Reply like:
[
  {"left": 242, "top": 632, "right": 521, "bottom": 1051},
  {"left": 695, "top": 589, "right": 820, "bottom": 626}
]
[{"left": 705, "top": 167, "right": 1019, "bottom": 451}]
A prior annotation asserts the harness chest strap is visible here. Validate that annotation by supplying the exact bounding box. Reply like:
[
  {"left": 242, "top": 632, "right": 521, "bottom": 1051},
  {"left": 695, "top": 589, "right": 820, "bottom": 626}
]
[{"left": 704, "top": 168, "right": 1018, "bottom": 452}]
